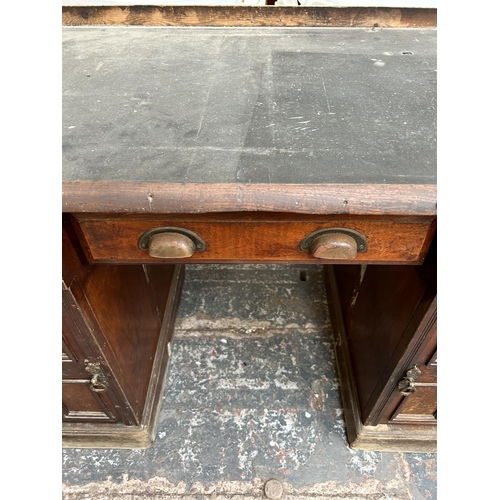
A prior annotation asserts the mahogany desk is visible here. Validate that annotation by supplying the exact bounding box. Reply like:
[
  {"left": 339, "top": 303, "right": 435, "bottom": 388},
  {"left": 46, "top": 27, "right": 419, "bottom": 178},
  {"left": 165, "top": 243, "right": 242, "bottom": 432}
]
[{"left": 62, "top": 26, "right": 437, "bottom": 452}]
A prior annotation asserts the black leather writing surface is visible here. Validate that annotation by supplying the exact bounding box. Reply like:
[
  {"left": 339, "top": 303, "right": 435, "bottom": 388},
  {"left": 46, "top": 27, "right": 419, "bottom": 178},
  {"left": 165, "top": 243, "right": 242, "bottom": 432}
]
[{"left": 63, "top": 27, "right": 436, "bottom": 185}]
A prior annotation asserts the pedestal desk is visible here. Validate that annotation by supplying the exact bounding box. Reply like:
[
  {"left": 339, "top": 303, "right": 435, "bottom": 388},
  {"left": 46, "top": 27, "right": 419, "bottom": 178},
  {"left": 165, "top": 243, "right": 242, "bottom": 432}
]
[{"left": 62, "top": 19, "right": 437, "bottom": 452}]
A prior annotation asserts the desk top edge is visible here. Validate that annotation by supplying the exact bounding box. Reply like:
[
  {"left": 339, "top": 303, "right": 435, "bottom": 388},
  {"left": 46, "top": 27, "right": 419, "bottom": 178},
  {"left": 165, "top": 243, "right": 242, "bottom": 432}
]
[
  {"left": 62, "top": 181, "right": 437, "bottom": 216},
  {"left": 62, "top": 6, "right": 437, "bottom": 29}
]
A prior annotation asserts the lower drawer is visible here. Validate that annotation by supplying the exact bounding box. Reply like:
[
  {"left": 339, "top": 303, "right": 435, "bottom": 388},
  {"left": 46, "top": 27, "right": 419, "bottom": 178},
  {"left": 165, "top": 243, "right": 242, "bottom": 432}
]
[{"left": 72, "top": 213, "right": 436, "bottom": 264}]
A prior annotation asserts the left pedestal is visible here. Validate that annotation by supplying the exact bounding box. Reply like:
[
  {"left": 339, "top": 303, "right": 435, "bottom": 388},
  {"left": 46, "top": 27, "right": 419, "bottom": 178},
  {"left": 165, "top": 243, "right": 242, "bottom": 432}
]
[{"left": 62, "top": 215, "right": 185, "bottom": 448}]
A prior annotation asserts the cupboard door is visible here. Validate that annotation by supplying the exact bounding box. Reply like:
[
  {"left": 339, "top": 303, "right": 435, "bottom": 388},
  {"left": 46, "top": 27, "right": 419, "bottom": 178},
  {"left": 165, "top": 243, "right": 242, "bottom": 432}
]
[
  {"left": 62, "top": 284, "right": 122, "bottom": 423},
  {"left": 389, "top": 345, "right": 437, "bottom": 425}
]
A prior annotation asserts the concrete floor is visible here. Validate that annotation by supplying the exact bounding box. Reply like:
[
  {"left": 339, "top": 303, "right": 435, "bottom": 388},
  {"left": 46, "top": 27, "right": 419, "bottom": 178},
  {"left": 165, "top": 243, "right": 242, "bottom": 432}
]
[{"left": 62, "top": 264, "right": 437, "bottom": 500}]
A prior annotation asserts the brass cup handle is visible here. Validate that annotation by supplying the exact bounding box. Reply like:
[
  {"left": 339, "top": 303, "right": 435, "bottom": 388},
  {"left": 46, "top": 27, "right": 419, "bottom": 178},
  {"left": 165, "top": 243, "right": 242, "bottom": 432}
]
[
  {"left": 309, "top": 233, "right": 358, "bottom": 259},
  {"left": 138, "top": 227, "right": 206, "bottom": 259},
  {"left": 148, "top": 232, "right": 196, "bottom": 259},
  {"left": 299, "top": 228, "right": 368, "bottom": 260}
]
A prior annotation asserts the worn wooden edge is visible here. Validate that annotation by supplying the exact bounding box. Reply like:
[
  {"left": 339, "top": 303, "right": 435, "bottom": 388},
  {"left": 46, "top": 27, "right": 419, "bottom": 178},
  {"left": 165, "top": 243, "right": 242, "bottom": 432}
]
[
  {"left": 323, "top": 266, "right": 436, "bottom": 453},
  {"left": 62, "top": 265, "right": 185, "bottom": 449},
  {"left": 62, "top": 423, "right": 153, "bottom": 449},
  {"left": 415, "top": 217, "right": 437, "bottom": 263},
  {"left": 62, "top": 6, "right": 436, "bottom": 28},
  {"left": 139, "top": 264, "right": 185, "bottom": 439},
  {"left": 62, "top": 182, "right": 437, "bottom": 217},
  {"left": 348, "top": 423, "right": 437, "bottom": 452}
]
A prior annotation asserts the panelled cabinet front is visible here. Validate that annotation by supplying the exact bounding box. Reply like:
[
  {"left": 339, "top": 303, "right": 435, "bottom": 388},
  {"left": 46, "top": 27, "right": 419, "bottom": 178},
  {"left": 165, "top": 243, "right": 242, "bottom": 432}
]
[
  {"left": 62, "top": 215, "right": 184, "bottom": 448},
  {"left": 387, "top": 304, "right": 437, "bottom": 426},
  {"left": 325, "top": 239, "right": 437, "bottom": 452},
  {"left": 62, "top": 284, "right": 132, "bottom": 424}
]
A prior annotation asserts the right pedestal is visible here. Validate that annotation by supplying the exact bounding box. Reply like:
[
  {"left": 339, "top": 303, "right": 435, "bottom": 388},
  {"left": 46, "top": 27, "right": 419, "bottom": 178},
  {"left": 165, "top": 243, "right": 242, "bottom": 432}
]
[{"left": 324, "top": 241, "right": 437, "bottom": 452}]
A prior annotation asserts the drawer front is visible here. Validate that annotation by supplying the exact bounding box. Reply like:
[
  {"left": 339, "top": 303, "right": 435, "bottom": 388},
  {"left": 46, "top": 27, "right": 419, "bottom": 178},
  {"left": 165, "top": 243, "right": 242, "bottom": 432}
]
[{"left": 73, "top": 215, "right": 435, "bottom": 264}]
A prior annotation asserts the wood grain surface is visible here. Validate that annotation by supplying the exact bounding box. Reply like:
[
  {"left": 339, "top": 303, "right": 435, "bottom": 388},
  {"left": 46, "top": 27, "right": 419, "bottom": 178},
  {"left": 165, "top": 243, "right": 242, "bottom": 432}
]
[
  {"left": 62, "top": 6, "right": 437, "bottom": 28},
  {"left": 331, "top": 237, "right": 436, "bottom": 426},
  {"left": 71, "top": 212, "right": 436, "bottom": 265},
  {"left": 63, "top": 215, "right": 179, "bottom": 422},
  {"left": 323, "top": 264, "right": 437, "bottom": 452},
  {"left": 63, "top": 182, "right": 437, "bottom": 217}
]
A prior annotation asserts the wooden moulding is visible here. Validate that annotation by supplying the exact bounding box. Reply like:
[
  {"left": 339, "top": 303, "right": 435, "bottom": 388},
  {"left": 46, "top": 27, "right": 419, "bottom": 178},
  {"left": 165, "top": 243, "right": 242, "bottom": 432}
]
[
  {"left": 62, "top": 264, "right": 185, "bottom": 449},
  {"left": 62, "top": 182, "right": 437, "bottom": 217},
  {"left": 324, "top": 266, "right": 436, "bottom": 452},
  {"left": 62, "top": 6, "right": 436, "bottom": 28}
]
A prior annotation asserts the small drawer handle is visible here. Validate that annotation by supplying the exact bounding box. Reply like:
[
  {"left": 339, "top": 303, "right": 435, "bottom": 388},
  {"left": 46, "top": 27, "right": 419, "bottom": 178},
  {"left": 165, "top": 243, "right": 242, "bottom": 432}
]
[
  {"left": 138, "top": 227, "right": 206, "bottom": 259},
  {"left": 398, "top": 365, "right": 421, "bottom": 397},
  {"left": 84, "top": 361, "right": 109, "bottom": 393},
  {"left": 299, "top": 228, "right": 367, "bottom": 260},
  {"left": 90, "top": 374, "right": 109, "bottom": 393}
]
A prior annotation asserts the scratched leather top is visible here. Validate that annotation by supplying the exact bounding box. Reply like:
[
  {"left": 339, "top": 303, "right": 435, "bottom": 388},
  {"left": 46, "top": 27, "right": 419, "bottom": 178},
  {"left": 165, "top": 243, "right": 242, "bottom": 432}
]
[{"left": 62, "top": 27, "right": 436, "bottom": 185}]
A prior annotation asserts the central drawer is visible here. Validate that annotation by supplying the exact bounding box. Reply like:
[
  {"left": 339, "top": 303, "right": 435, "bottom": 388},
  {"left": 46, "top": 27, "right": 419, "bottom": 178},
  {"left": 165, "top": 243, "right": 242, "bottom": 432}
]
[{"left": 71, "top": 213, "right": 436, "bottom": 265}]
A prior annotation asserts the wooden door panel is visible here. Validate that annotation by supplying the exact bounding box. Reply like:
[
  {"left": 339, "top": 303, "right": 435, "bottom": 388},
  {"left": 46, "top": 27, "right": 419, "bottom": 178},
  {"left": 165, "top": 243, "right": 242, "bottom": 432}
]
[
  {"left": 62, "top": 284, "right": 126, "bottom": 424},
  {"left": 416, "top": 362, "right": 437, "bottom": 383},
  {"left": 390, "top": 345, "right": 437, "bottom": 425},
  {"left": 62, "top": 343, "right": 83, "bottom": 379},
  {"left": 62, "top": 383, "right": 117, "bottom": 422},
  {"left": 389, "top": 385, "right": 437, "bottom": 425}
]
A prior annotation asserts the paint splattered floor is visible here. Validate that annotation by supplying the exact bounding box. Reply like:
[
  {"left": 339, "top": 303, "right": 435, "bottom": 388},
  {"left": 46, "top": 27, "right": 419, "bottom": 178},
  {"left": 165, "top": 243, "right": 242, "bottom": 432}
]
[{"left": 62, "top": 264, "right": 437, "bottom": 499}]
